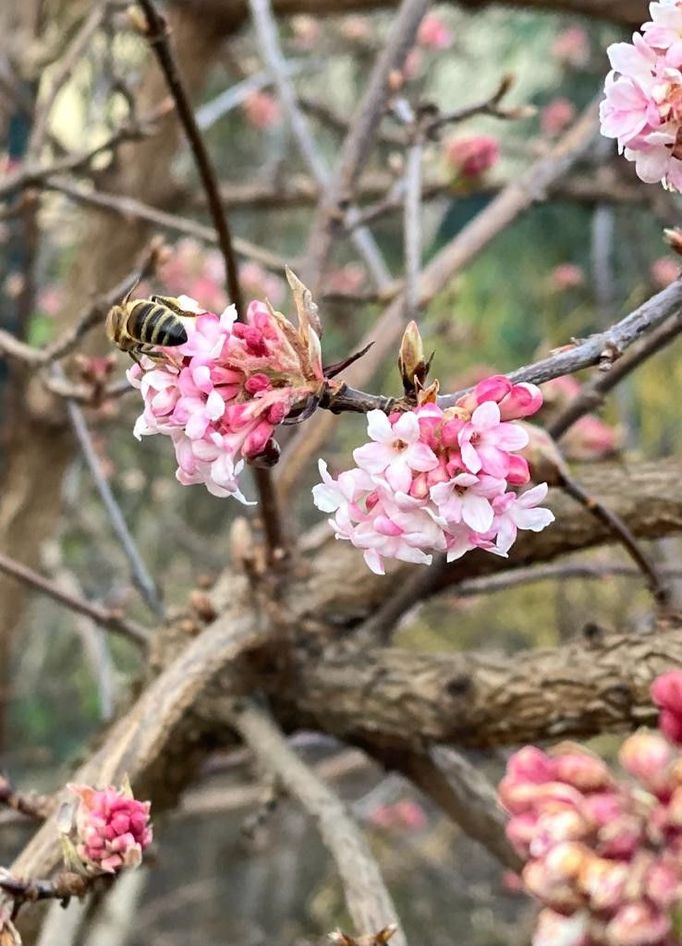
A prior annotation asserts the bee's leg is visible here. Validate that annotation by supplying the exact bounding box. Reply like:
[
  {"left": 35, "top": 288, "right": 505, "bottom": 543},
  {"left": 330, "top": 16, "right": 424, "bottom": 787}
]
[{"left": 128, "top": 350, "right": 143, "bottom": 368}]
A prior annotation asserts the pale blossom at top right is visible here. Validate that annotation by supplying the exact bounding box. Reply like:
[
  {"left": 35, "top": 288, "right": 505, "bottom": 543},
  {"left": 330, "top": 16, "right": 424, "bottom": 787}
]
[{"left": 600, "top": 3, "right": 682, "bottom": 190}]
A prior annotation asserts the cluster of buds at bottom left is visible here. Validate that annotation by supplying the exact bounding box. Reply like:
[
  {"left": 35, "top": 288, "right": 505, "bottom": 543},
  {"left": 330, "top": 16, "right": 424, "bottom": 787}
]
[
  {"left": 60, "top": 780, "right": 152, "bottom": 875},
  {"left": 499, "top": 670, "right": 682, "bottom": 946},
  {"left": 128, "top": 268, "right": 323, "bottom": 503}
]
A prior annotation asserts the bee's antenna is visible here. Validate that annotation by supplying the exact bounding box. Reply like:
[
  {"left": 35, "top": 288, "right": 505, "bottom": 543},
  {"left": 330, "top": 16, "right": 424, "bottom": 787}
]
[{"left": 122, "top": 277, "right": 141, "bottom": 306}]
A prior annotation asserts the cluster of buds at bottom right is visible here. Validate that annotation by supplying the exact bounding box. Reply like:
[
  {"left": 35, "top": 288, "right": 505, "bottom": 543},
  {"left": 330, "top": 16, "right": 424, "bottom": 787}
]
[
  {"left": 59, "top": 780, "right": 152, "bottom": 876},
  {"left": 499, "top": 671, "right": 682, "bottom": 946}
]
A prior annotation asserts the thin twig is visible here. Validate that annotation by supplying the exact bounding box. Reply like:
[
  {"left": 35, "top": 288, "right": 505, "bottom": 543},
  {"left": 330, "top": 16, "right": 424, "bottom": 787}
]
[
  {"left": 57, "top": 364, "right": 164, "bottom": 618},
  {"left": 231, "top": 699, "right": 408, "bottom": 946},
  {"left": 423, "top": 74, "right": 517, "bottom": 133},
  {"left": 559, "top": 472, "right": 669, "bottom": 607},
  {"left": 548, "top": 313, "right": 682, "bottom": 440},
  {"left": 196, "top": 60, "right": 322, "bottom": 130},
  {"left": 314, "top": 279, "right": 682, "bottom": 417},
  {"left": 138, "top": 0, "right": 243, "bottom": 314},
  {"left": 45, "top": 176, "right": 290, "bottom": 273},
  {"left": 0, "top": 871, "right": 91, "bottom": 904},
  {"left": 403, "top": 128, "right": 423, "bottom": 322},
  {"left": 452, "top": 561, "right": 682, "bottom": 596},
  {"left": 0, "top": 551, "right": 149, "bottom": 648},
  {"left": 396, "top": 747, "right": 522, "bottom": 871},
  {"left": 0, "top": 775, "right": 55, "bottom": 821},
  {"left": 304, "top": 0, "right": 429, "bottom": 286},
  {"left": 138, "top": 0, "right": 289, "bottom": 554},
  {"left": 246, "top": 0, "right": 392, "bottom": 290}
]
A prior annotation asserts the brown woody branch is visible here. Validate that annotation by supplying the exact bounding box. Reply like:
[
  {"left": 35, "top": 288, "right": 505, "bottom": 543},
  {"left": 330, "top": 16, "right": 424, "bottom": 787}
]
[
  {"left": 231, "top": 699, "right": 408, "bottom": 946},
  {"left": 0, "top": 552, "right": 149, "bottom": 648},
  {"left": 0, "top": 776, "right": 55, "bottom": 822},
  {"left": 304, "top": 0, "right": 429, "bottom": 286},
  {"left": 394, "top": 747, "right": 522, "bottom": 871},
  {"left": 139, "top": 0, "right": 287, "bottom": 559},
  {"left": 138, "top": 0, "right": 243, "bottom": 315},
  {"left": 45, "top": 176, "right": 291, "bottom": 272},
  {"left": 8, "top": 457, "right": 682, "bottom": 896},
  {"left": 548, "top": 313, "right": 682, "bottom": 440}
]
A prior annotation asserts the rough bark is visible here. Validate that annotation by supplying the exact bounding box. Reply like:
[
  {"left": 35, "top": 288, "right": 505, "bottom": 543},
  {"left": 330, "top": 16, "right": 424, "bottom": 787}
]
[{"left": 9, "top": 457, "right": 682, "bottom": 900}]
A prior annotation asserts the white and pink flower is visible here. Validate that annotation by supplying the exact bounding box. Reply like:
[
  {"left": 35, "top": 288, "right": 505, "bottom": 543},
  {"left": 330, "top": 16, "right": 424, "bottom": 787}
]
[
  {"left": 600, "top": 20, "right": 682, "bottom": 190},
  {"left": 313, "top": 376, "right": 553, "bottom": 574},
  {"left": 129, "top": 284, "right": 323, "bottom": 502}
]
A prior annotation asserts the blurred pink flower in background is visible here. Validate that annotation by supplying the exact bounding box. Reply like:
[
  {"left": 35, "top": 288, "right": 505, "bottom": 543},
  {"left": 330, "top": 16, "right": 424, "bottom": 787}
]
[
  {"left": 552, "top": 26, "right": 590, "bottom": 68},
  {"left": 367, "top": 799, "right": 427, "bottom": 831},
  {"left": 541, "top": 97, "right": 577, "bottom": 137},
  {"left": 239, "top": 261, "right": 285, "bottom": 306},
  {"left": 37, "top": 284, "right": 64, "bottom": 317},
  {"left": 68, "top": 783, "right": 152, "bottom": 874},
  {"left": 327, "top": 262, "right": 367, "bottom": 295},
  {"left": 540, "top": 376, "right": 622, "bottom": 462},
  {"left": 159, "top": 239, "right": 228, "bottom": 314},
  {"left": 550, "top": 263, "right": 585, "bottom": 292},
  {"left": 444, "top": 135, "right": 500, "bottom": 179},
  {"left": 340, "top": 15, "right": 372, "bottom": 42},
  {"left": 402, "top": 48, "right": 423, "bottom": 80},
  {"left": 650, "top": 256, "right": 680, "bottom": 288},
  {"left": 500, "top": 670, "right": 682, "bottom": 946},
  {"left": 290, "top": 15, "right": 321, "bottom": 49},
  {"left": 417, "top": 13, "right": 453, "bottom": 49},
  {"left": 242, "top": 90, "right": 281, "bottom": 130}
]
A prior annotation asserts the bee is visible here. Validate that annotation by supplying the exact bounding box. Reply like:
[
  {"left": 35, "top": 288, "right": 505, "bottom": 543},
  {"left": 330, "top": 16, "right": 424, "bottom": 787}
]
[{"left": 106, "top": 289, "right": 196, "bottom": 364}]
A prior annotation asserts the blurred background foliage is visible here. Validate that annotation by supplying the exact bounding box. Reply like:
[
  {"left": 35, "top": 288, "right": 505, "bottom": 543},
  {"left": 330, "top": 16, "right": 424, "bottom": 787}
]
[{"left": 1, "top": 3, "right": 681, "bottom": 943}]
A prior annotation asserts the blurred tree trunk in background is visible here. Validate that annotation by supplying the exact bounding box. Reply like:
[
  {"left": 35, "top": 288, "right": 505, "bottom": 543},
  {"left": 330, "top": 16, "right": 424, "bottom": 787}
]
[{"left": 0, "top": 4, "right": 227, "bottom": 752}]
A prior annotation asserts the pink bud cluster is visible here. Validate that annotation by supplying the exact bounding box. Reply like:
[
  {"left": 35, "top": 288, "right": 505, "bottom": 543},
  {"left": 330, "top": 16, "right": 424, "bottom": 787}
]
[
  {"left": 68, "top": 783, "right": 152, "bottom": 874},
  {"left": 500, "top": 670, "right": 682, "bottom": 946},
  {"left": 600, "top": 2, "right": 682, "bottom": 190},
  {"left": 129, "top": 294, "right": 323, "bottom": 502},
  {"left": 313, "top": 375, "right": 554, "bottom": 575}
]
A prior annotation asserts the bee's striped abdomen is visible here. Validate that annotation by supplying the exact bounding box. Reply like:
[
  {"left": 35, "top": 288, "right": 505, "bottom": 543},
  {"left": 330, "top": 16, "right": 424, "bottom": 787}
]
[{"left": 127, "top": 301, "right": 188, "bottom": 347}]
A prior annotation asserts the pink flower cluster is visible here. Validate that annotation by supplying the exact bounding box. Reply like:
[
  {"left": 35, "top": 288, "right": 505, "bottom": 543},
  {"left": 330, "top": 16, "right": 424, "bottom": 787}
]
[
  {"left": 129, "top": 292, "right": 323, "bottom": 502},
  {"left": 313, "top": 375, "right": 554, "bottom": 575},
  {"left": 68, "top": 783, "right": 152, "bottom": 874},
  {"left": 500, "top": 670, "right": 682, "bottom": 946},
  {"left": 600, "top": 3, "right": 682, "bottom": 189}
]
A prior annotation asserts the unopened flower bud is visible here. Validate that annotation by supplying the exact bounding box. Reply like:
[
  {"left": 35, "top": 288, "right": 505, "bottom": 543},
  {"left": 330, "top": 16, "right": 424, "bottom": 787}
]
[
  {"left": 619, "top": 730, "right": 674, "bottom": 795},
  {"left": 551, "top": 744, "right": 613, "bottom": 792},
  {"left": 67, "top": 781, "right": 152, "bottom": 874},
  {"left": 605, "top": 900, "right": 671, "bottom": 946},
  {"left": 398, "top": 321, "right": 428, "bottom": 395}
]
